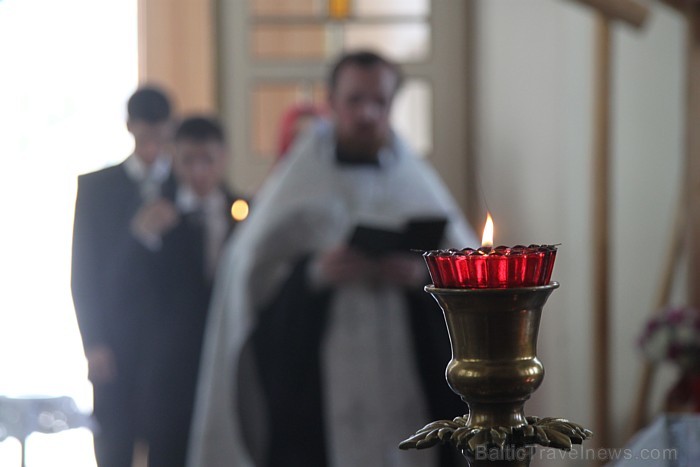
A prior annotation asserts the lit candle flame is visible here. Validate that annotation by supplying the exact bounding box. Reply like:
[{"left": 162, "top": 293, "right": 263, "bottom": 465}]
[
  {"left": 481, "top": 212, "right": 494, "bottom": 248},
  {"left": 231, "top": 199, "right": 249, "bottom": 222}
]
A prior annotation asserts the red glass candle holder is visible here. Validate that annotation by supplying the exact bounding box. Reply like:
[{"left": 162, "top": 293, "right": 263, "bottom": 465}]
[{"left": 423, "top": 244, "right": 558, "bottom": 289}]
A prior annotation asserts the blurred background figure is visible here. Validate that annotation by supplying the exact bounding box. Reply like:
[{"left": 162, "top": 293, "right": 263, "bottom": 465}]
[
  {"left": 188, "top": 50, "right": 479, "bottom": 467},
  {"left": 275, "top": 102, "right": 327, "bottom": 163},
  {"left": 130, "top": 116, "right": 244, "bottom": 467},
  {"left": 71, "top": 86, "right": 174, "bottom": 467}
]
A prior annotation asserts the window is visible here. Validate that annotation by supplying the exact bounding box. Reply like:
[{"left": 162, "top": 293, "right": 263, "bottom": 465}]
[
  {"left": 242, "top": 0, "right": 433, "bottom": 163},
  {"left": 0, "top": 0, "right": 138, "bottom": 464}
]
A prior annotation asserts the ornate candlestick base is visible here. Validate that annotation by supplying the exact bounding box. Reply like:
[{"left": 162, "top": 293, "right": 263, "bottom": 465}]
[{"left": 399, "top": 283, "right": 592, "bottom": 465}]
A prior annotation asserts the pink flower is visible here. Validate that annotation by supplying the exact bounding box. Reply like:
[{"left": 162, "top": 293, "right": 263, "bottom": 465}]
[{"left": 639, "top": 306, "right": 700, "bottom": 369}]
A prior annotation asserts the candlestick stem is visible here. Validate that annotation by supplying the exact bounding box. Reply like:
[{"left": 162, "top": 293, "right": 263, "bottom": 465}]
[{"left": 399, "top": 283, "right": 592, "bottom": 465}]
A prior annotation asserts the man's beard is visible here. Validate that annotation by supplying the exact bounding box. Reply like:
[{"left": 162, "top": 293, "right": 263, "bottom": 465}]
[{"left": 336, "top": 128, "right": 388, "bottom": 162}]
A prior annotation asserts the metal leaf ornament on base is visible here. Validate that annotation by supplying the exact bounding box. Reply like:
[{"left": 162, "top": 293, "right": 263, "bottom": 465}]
[{"left": 399, "top": 415, "right": 592, "bottom": 452}]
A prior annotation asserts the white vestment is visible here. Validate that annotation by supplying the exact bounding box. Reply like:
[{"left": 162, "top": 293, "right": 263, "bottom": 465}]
[{"left": 187, "top": 121, "right": 479, "bottom": 467}]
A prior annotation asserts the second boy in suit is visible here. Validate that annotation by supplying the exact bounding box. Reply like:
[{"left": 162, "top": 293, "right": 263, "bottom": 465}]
[{"left": 130, "top": 116, "right": 243, "bottom": 467}]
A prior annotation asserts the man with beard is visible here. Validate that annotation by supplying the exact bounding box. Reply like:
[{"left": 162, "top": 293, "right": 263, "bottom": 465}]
[{"left": 188, "top": 51, "right": 478, "bottom": 467}]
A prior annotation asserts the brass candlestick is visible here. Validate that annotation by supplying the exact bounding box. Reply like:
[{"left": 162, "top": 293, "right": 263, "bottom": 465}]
[{"left": 399, "top": 282, "right": 592, "bottom": 466}]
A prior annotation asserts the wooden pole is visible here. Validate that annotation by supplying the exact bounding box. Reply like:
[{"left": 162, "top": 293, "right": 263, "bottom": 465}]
[
  {"left": 659, "top": 0, "right": 692, "bottom": 14},
  {"left": 686, "top": 8, "right": 700, "bottom": 310},
  {"left": 592, "top": 14, "right": 612, "bottom": 458}
]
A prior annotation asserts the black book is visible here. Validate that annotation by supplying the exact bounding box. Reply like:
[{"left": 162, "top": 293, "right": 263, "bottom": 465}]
[{"left": 348, "top": 217, "right": 448, "bottom": 255}]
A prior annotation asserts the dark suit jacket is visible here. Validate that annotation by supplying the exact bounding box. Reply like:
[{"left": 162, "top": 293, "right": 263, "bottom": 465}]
[
  {"left": 71, "top": 162, "right": 174, "bottom": 360},
  {"left": 144, "top": 187, "right": 241, "bottom": 439},
  {"left": 153, "top": 185, "right": 239, "bottom": 339}
]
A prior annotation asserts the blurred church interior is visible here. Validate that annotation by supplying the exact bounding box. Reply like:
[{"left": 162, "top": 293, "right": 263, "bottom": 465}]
[{"left": 0, "top": 0, "right": 694, "bottom": 465}]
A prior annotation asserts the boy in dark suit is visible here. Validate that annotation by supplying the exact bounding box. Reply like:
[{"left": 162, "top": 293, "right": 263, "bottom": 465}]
[
  {"left": 130, "top": 116, "right": 243, "bottom": 467},
  {"left": 71, "top": 86, "right": 174, "bottom": 467}
]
